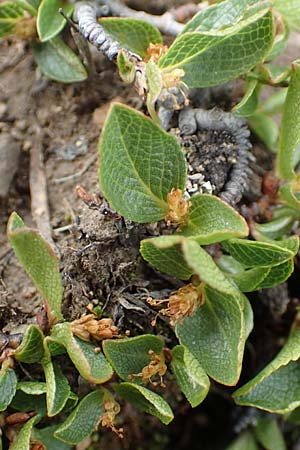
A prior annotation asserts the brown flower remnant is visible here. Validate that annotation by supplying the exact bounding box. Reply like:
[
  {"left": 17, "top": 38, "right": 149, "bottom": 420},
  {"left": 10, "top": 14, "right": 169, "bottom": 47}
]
[
  {"left": 129, "top": 350, "right": 167, "bottom": 387},
  {"left": 144, "top": 43, "right": 169, "bottom": 63},
  {"left": 147, "top": 284, "right": 203, "bottom": 327},
  {"left": 71, "top": 315, "right": 120, "bottom": 342},
  {"left": 165, "top": 188, "right": 191, "bottom": 226},
  {"left": 165, "top": 189, "right": 192, "bottom": 225},
  {"left": 99, "top": 399, "right": 124, "bottom": 438}
]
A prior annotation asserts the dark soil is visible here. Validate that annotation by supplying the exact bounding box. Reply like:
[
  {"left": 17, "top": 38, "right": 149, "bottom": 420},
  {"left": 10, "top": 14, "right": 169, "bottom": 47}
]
[{"left": 1, "top": 4, "right": 300, "bottom": 450}]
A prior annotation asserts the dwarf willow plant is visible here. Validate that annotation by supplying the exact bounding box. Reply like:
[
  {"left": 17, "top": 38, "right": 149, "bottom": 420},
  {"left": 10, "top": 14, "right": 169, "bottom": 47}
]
[{"left": 2, "top": 0, "right": 300, "bottom": 448}]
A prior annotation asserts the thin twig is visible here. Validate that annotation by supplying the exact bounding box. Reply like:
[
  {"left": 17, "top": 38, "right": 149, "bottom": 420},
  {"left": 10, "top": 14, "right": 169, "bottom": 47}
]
[
  {"left": 29, "top": 125, "right": 57, "bottom": 253},
  {"left": 97, "top": 0, "right": 185, "bottom": 36},
  {"left": 54, "top": 154, "right": 97, "bottom": 184}
]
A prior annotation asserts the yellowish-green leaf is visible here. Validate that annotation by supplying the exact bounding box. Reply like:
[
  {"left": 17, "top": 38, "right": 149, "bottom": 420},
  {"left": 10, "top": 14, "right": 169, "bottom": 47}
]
[
  {"left": 7, "top": 212, "right": 63, "bottom": 320},
  {"left": 171, "top": 345, "right": 210, "bottom": 407},
  {"left": 181, "top": 194, "right": 249, "bottom": 243},
  {"left": 114, "top": 383, "right": 174, "bottom": 425},
  {"left": 277, "top": 61, "right": 300, "bottom": 179},
  {"left": 42, "top": 342, "right": 71, "bottom": 416},
  {"left": 0, "top": 2, "right": 24, "bottom": 38},
  {"left": 37, "top": 0, "right": 73, "bottom": 42},
  {"left": 233, "top": 78, "right": 258, "bottom": 117},
  {"left": 50, "top": 323, "right": 113, "bottom": 384},
  {"left": 146, "top": 58, "right": 163, "bottom": 123},
  {"left": 99, "top": 103, "right": 186, "bottom": 223},
  {"left": 10, "top": 415, "right": 39, "bottom": 450},
  {"left": 117, "top": 50, "right": 136, "bottom": 83}
]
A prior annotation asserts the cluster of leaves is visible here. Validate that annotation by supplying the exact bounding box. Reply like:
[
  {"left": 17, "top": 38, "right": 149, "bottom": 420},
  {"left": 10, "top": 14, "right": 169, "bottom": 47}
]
[
  {"left": 2, "top": 0, "right": 300, "bottom": 448},
  {"left": 0, "top": 0, "right": 87, "bottom": 82}
]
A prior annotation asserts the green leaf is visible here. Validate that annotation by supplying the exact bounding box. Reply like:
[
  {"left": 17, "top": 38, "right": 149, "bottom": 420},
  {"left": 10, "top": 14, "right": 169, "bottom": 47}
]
[
  {"left": 231, "top": 267, "right": 271, "bottom": 292},
  {"left": 99, "top": 103, "right": 186, "bottom": 223},
  {"left": 11, "top": 389, "right": 47, "bottom": 416},
  {"left": 249, "top": 112, "right": 279, "bottom": 151},
  {"left": 0, "top": 360, "right": 17, "bottom": 411},
  {"left": 114, "top": 383, "right": 174, "bottom": 424},
  {"left": 176, "top": 286, "right": 252, "bottom": 385},
  {"left": 50, "top": 323, "right": 113, "bottom": 384},
  {"left": 273, "top": 235, "right": 299, "bottom": 254},
  {"left": 13, "top": 0, "right": 37, "bottom": 16},
  {"left": 226, "top": 432, "right": 259, "bottom": 450},
  {"left": 258, "top": 258, "right": 294, "bottom": 288},
  {"left": 27, "top": 0, "right": 41, "bottom": 11},
  {"left": 255, "top": 418, "right": 286, "bottom": 450},
  {"left": 182, "top": 0, "right": 261, "bottom": 33},
  {"left": 181, "top": 194, "right": 249, "bottom": 243},
  {"left": 10, "top": 415, "right": 39, "bottom": 450},
  {"left": 158, "top": 9, "right": 274, "bottom": 88},
  {"left": 146, "top": 58, "right": 163, "bottom": 123},
  {"left": 32, "top": 425, "right": 72, "bottom": 450},
  {"left": 17, "top": 381, "right": 47, "bottom": 396},
  {"left": 274, "top": 0, "right": 300, "bottom": 31},
  {"left": 0, "top": 2, "right": 24, "bottom": 38},
  {"left": 222, "top": 238, "right": 294, "bottom": 267},
  {"left": 255, "top": 215, "right": 295, "bottom": 240},
  {"left": 140, "top": 235, "right": 193, "bottom": 280},
  {"left": 32, "top": 36, "right": 87, "bottom": 83},
  {"left": 7, "top": 212, "right": 63, "bottom": 320},
  {"left": 217, "top": 254, "right": 245, "bottom": 275},
  {"left": 117, "top": 50, "right": 136, "bottom": 83},
  {"left": 100, "top": 18, "right": 162, "bottom": 58},
  {"left": 37, "top": 0, "right": 73, "bottom": 42},
  {"left": 279, "top": 182, "right": 300, "bottom": 212},
  {"left": 14, "top": 325, "right": 44, "bottom": 363},
  {"left": 171, "top": 345, "right": 210, "bottom": 407},
  {"left": 182, "top": 239, "right": 238, "bottom": 295},
  {"left": 42, "top": 342, "right": 71, "bottom": 416},
  {"left": 277, "top": 61, "right": 300, "bottom": 179},
  {"left": 103, "top": 335, "right": 164, "bottom": 383},
  {"left": 54, "top": 390, "right": 105, "bottom": 445},
  {"left": 259, "top": 88, "right": 287, "bottom": 115},
  {"left": 234, "top": 320, "right": 300, "bottom": 413},
  {"left": 232, "top": 78, "right": 258, "bottom": 117}
]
